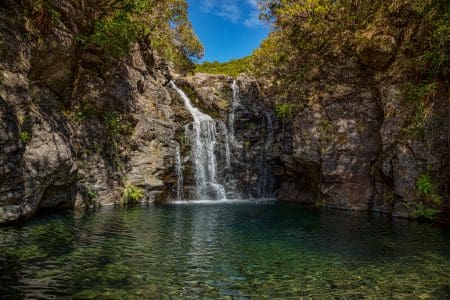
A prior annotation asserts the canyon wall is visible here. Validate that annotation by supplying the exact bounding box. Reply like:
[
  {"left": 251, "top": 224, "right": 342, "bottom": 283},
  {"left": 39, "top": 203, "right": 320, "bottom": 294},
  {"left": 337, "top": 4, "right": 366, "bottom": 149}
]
[
  {"left": 0, "top": 1, "right": 270, "bottom": 223},
  {"left": 0, "top": 1, "right": 183, "bottom": 222},
  {"left": 267, "top": 25, "right": 450, "bottom": 221},
  {"left": 0, "top": 1, "right": 448, "bottom": 223}
]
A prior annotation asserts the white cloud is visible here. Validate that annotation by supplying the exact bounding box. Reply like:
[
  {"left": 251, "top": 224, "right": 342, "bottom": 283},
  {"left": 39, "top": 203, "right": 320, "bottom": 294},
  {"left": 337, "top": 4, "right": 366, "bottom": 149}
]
[
  {"left": 243, "top": 0, "right": 263, "bottom": 27},
  {"left": 201, "top": 0, "right": 242, "bottom": 23},
  {"left": 244, "top": 9, "right": 261, "bottom": 28},
  {"left": 200, "top": 0, "right": 264, "bottom": 27}
]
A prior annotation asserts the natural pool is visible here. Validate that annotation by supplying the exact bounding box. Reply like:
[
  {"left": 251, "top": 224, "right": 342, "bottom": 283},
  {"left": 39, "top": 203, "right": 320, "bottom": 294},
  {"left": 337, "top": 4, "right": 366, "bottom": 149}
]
[{"left": 0, "top": 200, "right": 449, "bottom": 299}]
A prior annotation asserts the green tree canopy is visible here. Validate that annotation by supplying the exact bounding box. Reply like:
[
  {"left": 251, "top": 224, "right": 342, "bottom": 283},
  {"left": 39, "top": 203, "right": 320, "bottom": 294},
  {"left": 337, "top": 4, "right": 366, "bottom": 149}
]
[{"left": 86, "top": 0, "right": 203, "bottom": 71}]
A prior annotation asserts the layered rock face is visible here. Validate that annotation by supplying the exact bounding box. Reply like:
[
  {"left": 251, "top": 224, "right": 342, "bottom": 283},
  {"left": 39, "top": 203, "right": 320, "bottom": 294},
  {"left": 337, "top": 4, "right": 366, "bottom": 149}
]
[
  {"left": 0, "top": 1, "right": 183, "bottom": 222},
  {"left": 271, "top": 32, "right": 450, "bottom": 220},
  {"left": 0, "top": 1, "right": 448, "bottom": 223},
  {"left": 0, "top": 2, "right": 271, "bottom": 223}
]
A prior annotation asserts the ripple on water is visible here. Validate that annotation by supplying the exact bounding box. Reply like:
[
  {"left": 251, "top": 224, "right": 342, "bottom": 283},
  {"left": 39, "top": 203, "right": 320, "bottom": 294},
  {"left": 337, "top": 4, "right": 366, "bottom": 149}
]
[{"left": 0, "top": 202, "right": 449, "bottom": 298}]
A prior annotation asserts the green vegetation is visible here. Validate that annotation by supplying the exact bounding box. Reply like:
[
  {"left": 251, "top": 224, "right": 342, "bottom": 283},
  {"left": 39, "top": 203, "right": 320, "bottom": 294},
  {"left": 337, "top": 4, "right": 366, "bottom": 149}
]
[
  {"left": 87, "top": 11, "right": 140, "bottom": 58},
  {"left": 20, "top": 132, "right": 31, "bottom": 143},
  {"left": 122, "top": 183, "right": 145, "bottom": 204},
  {"left": 251, "top": 0, "right": 449, "bottom": 116},
  {"left": 86, "top": 185, "right": 98, "bottom": 204},
  {"left": 275, "top": 103, "right": 294, "bottom": 118},
  {"left": 386, "top": 192, "right": 400, "bottom": 205},
  {"left": 400, "top": 82, "right": 437, "bottom": 137},
  {"left": 63, "top": 105, "right": 93, "bottom": 123},
  {"left": 417, "top": 173, "right": 433, "bottom": 195},
  {"left": 78, "top": 0, "right": 203, "bottom": 72},
  {"left": 413, "top": 173, "right": 442, "bottom": 220},
  {"left": 416, "top": 173, "right": 442, "bottom": 205},
  {"left": 23, "top": 0, "right": 61, "bottom": 28},
  {"left": 195, "top": 57, "right": 251, "bottom": 77},
  {"left": 413, "top": 202, "right": 441, "bottom": 220},
  {"left": 103, "top": 112, "right": 132, "bottom": 138},
  {"left": 48, "top": 8, "right": 60, "bottom": 22},
  {"left": 176, "top": 131, "right": 189, "bottom": 150},
  {"left": 319, "top": 119, "right": 334, "bottom": 145}
]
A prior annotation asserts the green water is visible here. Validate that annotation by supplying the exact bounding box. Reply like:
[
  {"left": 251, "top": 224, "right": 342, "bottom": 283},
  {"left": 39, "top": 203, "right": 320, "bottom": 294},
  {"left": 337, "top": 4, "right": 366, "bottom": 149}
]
[{"left": 0, "top": 200, "right": 449, "bottom": 299}]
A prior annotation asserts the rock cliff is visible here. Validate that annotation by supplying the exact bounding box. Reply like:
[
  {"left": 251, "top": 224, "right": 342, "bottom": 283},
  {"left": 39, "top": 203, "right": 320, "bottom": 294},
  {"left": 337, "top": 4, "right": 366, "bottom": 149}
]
[
  {"left": 0, "top": 0, "right": 448, "bottom": 223},
  {"left": 0, "top": 1, "right": 182, "bottom": 222},
  {"left": 0, "top": 1, "right": 271, "bottom": 223},
  {"left": 261, "top": 7, "right": 450, "bottom": 221}
]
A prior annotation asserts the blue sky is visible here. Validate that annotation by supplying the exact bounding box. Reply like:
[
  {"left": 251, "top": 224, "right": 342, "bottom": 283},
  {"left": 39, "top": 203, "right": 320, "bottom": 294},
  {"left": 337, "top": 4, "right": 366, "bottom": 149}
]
[{"left": 187, "top": 0, "right": 270, "bottom": 62}]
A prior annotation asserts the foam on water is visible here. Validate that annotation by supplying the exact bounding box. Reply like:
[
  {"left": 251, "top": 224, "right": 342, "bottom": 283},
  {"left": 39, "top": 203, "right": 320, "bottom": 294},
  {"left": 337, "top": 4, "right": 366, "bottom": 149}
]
[{"left": 169, "top": 198, "right": 276, "bottom": 205}]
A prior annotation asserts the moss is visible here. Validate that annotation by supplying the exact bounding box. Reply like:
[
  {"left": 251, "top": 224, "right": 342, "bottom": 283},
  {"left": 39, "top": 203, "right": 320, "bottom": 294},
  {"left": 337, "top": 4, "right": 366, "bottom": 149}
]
[
  {"left": 48, "top": 8, "right": 60, "bottom": 22},
  {"left": 176, "top": 131, "right": 187, "bottom": 146}
]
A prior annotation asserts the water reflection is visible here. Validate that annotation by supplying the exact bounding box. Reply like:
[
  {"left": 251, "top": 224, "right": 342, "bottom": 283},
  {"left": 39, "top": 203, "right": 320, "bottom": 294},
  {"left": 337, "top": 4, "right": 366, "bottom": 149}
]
[{"left": 0, "top": 202, "right": 449, "bottom": 298}]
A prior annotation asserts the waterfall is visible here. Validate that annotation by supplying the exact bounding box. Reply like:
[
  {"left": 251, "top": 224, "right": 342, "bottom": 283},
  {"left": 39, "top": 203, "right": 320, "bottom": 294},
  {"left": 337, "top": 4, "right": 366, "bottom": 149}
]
[
  {"left": 224, "top": 80, "right": 242, "bottom": 196},
  {"left": 175, "top": 144, "right": 183, "bottom": 200},
  {"left": 265, "top": 112, "right": 274, "bottom": 157},
  {"left": 170, "top": 81, "right": 227, "bottom": 200},
  {"left": 218, "top": 121, "right": 231, "bottom": 169},
  {"left": 229, "top": 80, "right": 240, "bottom": 147},
  {"left": 259, "top": 112, "right": 274, "bottom": 197}
]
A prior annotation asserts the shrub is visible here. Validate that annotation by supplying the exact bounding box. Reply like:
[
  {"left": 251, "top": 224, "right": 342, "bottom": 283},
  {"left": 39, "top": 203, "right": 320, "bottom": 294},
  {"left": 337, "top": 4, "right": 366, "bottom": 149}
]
[
  {"left": 416, "top": 173, "right": 433, "bottom": 196},
  {"left": 48, "top": 8, "right": 60, "bottom": 22},
  {"left": 275, "top": 103, "right": 294, "bottom": 118},
  {"left": 24, "top": 0, "right": 61, "bottom": 28},
  {"left": 88, "top": 11, "right": 139, "bottom": 58},
  {"left": 86, "top": 185, "right": 98, "bottom": 203},
  {"left": 103, "top": 112, "right": 132, "bottom": 137},
  {"left": 78, "top": 0, "right": 203, "bottom": 72},
  {"left": 195, "top": 57, "right": 251, "bottom": 77},
  {"left": 122, "top": 183, "right": 144, "bottom": 204},
  {"left": 416, "top": 173, "right": 442, "bottom": 205},
  {"left": 413, "top": 173, "right": 442, "bottom": 220},
  {"left": 20, "top": 132, "right": 31, "bottom": 143},
  {"left": 63, "top": 105, "right": 92, "bottom": 123},
  {"left": 400, "top": 82, "right": 437, "bottom": 137},
  {"left": 413, "top": 202, "right": 441, "bottom": 220}
]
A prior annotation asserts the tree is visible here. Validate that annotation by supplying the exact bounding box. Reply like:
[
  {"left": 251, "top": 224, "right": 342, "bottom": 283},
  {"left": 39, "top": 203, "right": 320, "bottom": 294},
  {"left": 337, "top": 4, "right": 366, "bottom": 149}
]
[{"left": 85, "top": 0, "right": 204, "bottom": 71}]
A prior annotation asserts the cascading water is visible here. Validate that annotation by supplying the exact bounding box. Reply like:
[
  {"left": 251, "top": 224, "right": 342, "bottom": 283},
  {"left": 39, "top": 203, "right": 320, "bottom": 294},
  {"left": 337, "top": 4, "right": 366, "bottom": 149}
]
[
  {"left": 170, "top": 81, "right": 227, "bottom": 200},
  {"left": 171, "top": 78, "right": 273, "bottom": 201},
  {"left": 259, "top": 112, "right": 274, "bottom": 197},
  {"left": 175, "top": 144, "right": 183, "bottom": 200},
  {"left": 224, "top": 80, "right": 242, "bottom": 196},
  {"left": 218, "top": 121, "right": 231, "bottom": 169},
  {"left": 229, "top": 80, "right": 240, "bottom": 148}
]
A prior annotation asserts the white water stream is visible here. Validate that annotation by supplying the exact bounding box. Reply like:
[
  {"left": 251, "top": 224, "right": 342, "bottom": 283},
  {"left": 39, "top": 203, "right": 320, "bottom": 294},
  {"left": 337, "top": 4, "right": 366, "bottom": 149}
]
[
  {"left": 171, "top": 79, "right": 274, "bottom": 200},
  {"left": 170, "top": 81, "right": 227, "bottom": 200},
  {"left": 175, "top": 144, "right": 183, "bottom": 200},
  {"left": 229, "top": 79, "right": 240, "bottom": 148}
]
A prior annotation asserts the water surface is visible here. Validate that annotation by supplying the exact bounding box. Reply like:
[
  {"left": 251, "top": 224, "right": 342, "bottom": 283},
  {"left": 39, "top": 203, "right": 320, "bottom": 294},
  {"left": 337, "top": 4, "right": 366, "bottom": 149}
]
[{"left": 1, "top": 200, "right": 449, "bottom": 298}]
